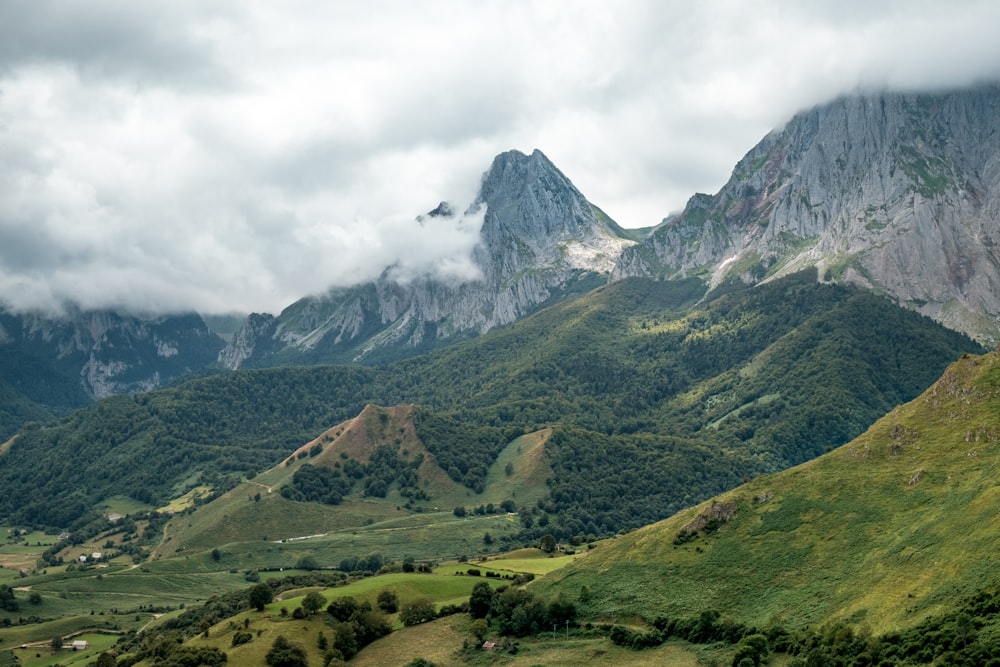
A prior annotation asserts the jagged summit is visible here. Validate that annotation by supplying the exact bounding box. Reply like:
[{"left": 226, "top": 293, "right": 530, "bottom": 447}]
[
  {"left": 424, "top": 201, "right": 454, "bottom": 218},
  {"left": 477, "top": 149, "right": 570, "bottom": 209},
  {"left": 476, "top": 149, "right": 623, "bottom": 256},
  {"left": 218, "top": 148, "right": 634, "bottom": 368},
  {"left": 614, "top": 84, "right": 1000, "bottom": 342}
]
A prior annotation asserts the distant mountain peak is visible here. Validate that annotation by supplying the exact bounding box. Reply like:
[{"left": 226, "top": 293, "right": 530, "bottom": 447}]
[{"left": 424, "top": 201, "right": 454, "bottom": 218}]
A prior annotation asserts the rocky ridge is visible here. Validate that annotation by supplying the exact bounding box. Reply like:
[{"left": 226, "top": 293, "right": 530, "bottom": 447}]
[
  {"left": 613, "top": 85, "right": 1000, "bottom": 342},
  {"left": 0, "top": 307, "right": 224, "bottom": 400}
]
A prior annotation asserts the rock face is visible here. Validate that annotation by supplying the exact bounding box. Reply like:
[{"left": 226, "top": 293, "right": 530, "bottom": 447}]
[
  {"left": 613, "top": 85, "right": 1000, "bottom": 342},
  {"left": 221, "top": 149, "right": 635, "bottom": 368},
  {"left": 0, "top": 307, "right": 224, "bottom": 400}
]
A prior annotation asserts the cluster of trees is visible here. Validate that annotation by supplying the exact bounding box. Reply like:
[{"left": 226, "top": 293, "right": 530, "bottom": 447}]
[
  {"left": 606, "top": 610, "right": 757, "bottom": 652},
  {"left": 602, "top": 586, "right": 1000, "bottom": 666},
  {"left": 280, "top": 464, "right": 353, "bottom": 504},
  {"left": 357, "top": 443, "right": 426, "bottom": 499},
  {"left": 280, "top": 440, "right": 430, "bottom": 506},
  {"left": 411, "top": 410, "right": 518, "bottom": 493},
  {"left": 322, "top": 595, "right": 393, "bottom": 661},
  {"left": 338, "top": 553, "right": 386, "bottom": 575},
  {"left": 468, "top": 581, "right": 576, "bottom": 638},
  {"left": 114, "top": 632, "right": 228, "bottom": 667},
  {"left": 0, "top": 585, "right": 19, "bottom": 612},
  {"left": 265, "top": 635, "right": 307, "bottom": 667},
  {"left": 453, "top": 499, "right": 516, "bottom": 518}
]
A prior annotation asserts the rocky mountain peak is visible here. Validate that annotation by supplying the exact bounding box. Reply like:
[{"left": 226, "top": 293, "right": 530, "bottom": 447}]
[
  {"left": 424, "top": 201, "right": 454, "bottom": 218},
  {"left": 476, "top": 149, "right": 602, "bottom": 246},
  {"left": 219, "top": 148, "right": 634, "bottom": 368},
  {"left": 614, "top": 84, "right": 1000, "bottom": 343}
]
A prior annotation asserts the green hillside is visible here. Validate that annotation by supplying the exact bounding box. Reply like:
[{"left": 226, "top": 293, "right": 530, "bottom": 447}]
[
  {"left": 0, "top": 273, "right": 982, "bottom": 540},
  {"left": 155, "top": 405, "right": 551, "bottom": 557},
  {"left": 539, "top": 350, "right": 1000, "bottom": 635}
]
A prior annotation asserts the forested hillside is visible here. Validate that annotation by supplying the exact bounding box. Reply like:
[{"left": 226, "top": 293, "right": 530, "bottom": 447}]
[{"left": 0, "top": 273, "right": 981, "bottom": 536}]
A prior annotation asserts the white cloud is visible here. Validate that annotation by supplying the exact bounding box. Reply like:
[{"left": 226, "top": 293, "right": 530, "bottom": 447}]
[{"left": 1, "top": 0, "right": 999, "bottom": 315}]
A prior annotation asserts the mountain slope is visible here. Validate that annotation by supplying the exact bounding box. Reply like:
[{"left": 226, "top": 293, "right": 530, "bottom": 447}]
[
  {"left": 220, "top": 149, "right": 635, "bottom": 368},
  {"left": 541, "top": 349, "right": 1000, "bottom": 633},
  {"left": 614, "top": 84, "right": 1000, "bottom": 343},
  {"left": 1, "top": 273, "right": 981, "bottom": 534},
  {"left": 0, "top": 308, "right": 224, "bottom": 438}
]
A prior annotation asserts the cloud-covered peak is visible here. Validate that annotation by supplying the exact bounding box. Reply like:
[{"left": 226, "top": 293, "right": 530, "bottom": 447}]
[{"left": 1, "top": 2, "right": 999, "bottom": 316}]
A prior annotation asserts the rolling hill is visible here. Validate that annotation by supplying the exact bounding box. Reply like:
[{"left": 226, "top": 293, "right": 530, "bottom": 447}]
[
  {"left": 154, "top": 404, "right": 553, "bottom": 557},
  {"left": 539, "top": 349, "right": 1000, "bottom": 635}
]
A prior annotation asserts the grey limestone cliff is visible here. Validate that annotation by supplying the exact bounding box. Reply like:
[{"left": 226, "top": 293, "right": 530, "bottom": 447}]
[{"left": 614, "top": 85, "right": 1000, "bottom": 342}]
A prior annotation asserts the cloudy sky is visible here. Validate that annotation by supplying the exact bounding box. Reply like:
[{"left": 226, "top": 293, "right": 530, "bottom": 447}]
[{"left": 2, "top": 0, "right": 999, "bottom": 316}]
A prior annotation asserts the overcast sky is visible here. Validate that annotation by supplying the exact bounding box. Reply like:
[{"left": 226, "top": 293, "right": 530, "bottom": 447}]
[{"left": 2, "top": 0, "right": 999, "bottom": 316}]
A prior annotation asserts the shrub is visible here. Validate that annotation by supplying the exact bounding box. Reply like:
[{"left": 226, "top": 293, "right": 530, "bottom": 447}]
[
  {"left": 400, "top": 598, "right": 437, "bottom": 627},
  {"left": 231, "top": 631, "right": 252, "bottom": 647},
  {"left": 377, "top": 589, "right": 399, "bottom": 614},
  {"left": 266, "top": 635, "right": 307, "bottom": 667}
]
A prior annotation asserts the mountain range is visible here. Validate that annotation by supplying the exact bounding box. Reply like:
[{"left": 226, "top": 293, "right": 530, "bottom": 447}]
[
  {"left": 2, "top": 85, "right": 1000, "bottom": 434},
  {"left": 218, "top": 148, "right": 637, "bottom": 369},
  {"left": 0, "top": 308, "right": 222, "bottom": 438}
]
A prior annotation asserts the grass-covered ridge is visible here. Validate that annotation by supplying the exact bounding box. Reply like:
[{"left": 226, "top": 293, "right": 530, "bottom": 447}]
[{"left": 539, "top": 350, "right": 1000, "bottom": 634}]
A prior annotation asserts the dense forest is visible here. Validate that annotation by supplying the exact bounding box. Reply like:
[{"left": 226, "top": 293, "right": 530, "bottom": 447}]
[{"left": 0, "top": 273, "right": 983, "bottom": 535}]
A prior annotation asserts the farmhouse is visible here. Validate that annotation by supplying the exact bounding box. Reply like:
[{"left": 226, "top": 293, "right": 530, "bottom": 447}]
[{"left": 72, "top": 640, "right": 89, "bottom": 650}]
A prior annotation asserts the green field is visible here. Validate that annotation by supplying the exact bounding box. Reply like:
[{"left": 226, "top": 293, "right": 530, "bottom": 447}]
[
  {"left": 268, "top": 571, "right": 509, "bottom": 616},
  {"left": 10, "top": 632, "right": 119, "bottom": 667},
  {"left": 0, "top": 519, "right": 565, "bottom": 652},
  {"left": 122, "top": 549, "right": 585, "bottom": 667},
  {"left": 0, "top": 528, "right": 61, "bottom": 574},
  {"left": 435, "top": 549, "right": 583, "bottom": 577},
  {"left": 349, "top": 614, "right": 738, "bottom": 667}
]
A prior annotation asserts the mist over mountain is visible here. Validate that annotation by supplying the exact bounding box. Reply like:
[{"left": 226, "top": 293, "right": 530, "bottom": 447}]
[{"left": 218, "top": 149, "right": 635, "bottom": 368}]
